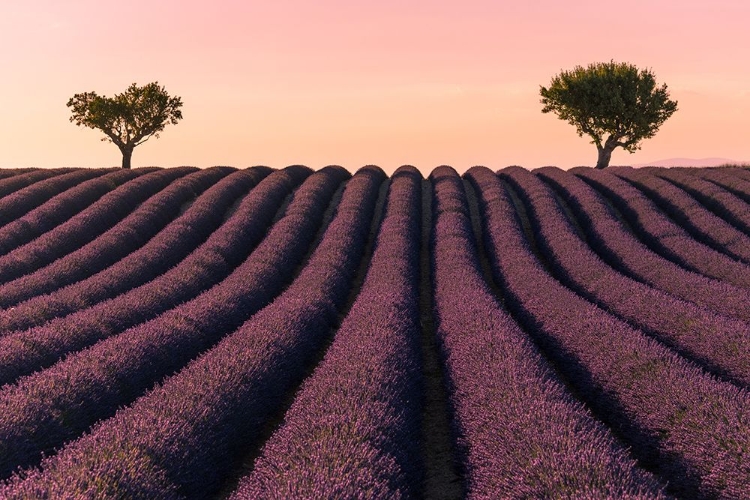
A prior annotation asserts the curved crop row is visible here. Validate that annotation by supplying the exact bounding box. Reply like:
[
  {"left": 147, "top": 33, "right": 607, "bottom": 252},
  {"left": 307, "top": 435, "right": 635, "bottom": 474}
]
[
  {"left": 0, "top": 167, "right": 235, "bottom": 308},
  {"left": 0, "top": 169, "right": 37, "bottom": 181},
  {"left": 504, "top": 166, "right": 750, "bottom": 388},
  {"left": 429, "top": 167, "right": 665, "bottom": 499},
  {"left": 0, "top": 165, "right": 347, "bottom": 478},
  {"left": 0, "top": 166, "right": 314, "bottom": 386},
  {"left": 573, "top": 168, "right": 750, "bottom": 289},
  {"left": 537, "top": 168, "right": 750, "bottom": 325},
  {"left": 723, "top": 166, "right": 750, "bottom": 182},
  {"left": 610, "top": 167, "right": 750, "bottom": 263},
  {"left": 466, "top": 166, "right": 750, "bottom": 499},
  {"left": 0, "top": 167, "right": 269, "bottom": 331},
  {"left": 0, "top": 168, "right": 72, "bottom": 202},
  {"left": 0, "top": 168, "right": 111, "bottom": 226},
  {"left": 0, "top": 167, "right": 194, "bottom": 284},
  {"left": 0, "top": 169, "right": 150, "bottom": 253},
  {"left": 0, "top": 166, "right": 385, "bottom": 499},
  {"left": 647, "top": 167, "right": 750, "bottom": 235},
  {"left": 692, "top": 168, "right": 750, "bottom": 203},
  {"left": 687, "top": 167, "right": 750, "bottom": 204},
  {"left": 234, "top": 166, "right": 421, "bottom": 499}
]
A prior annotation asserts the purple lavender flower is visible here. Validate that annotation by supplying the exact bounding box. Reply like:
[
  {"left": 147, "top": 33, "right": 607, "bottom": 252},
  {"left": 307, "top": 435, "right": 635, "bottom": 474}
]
[
  {"left": 502, "top": 166, "right": 750, "bottom": 388},
  {"left": 0, "top": 168, "right": 146, "bottom": 249},
  {"left": 0, "top": 168, "right": 111, "bottom": 226},
  {"left": 646, "top": 167, "right": 750, "bottom": 236},
  {"left": 540, "top": 167, "right": 750, "bottom": 323},
  {"left": 573, "top": 167, "right": 750, "bottom": 289},
  {"left": 610, "top": 167, "right": 750, "bottom": 263},
  {"left": 0, "top": 167, "right": 269, "bottom": 330},
  {"left": 0, "top": 168, "right": 77, "bottom": 207},
  {"left": 233, "top": 166, "right": 421, "bottom": 499},
  {"left": 0, "top": 167, "right": 234, "bottom": 308},
  {"left": 466, "top": 165, "right": 750, "bottom": 499},
  {"left": 0, "top": 166, "right": 384, "bottom": 498},
  {"left": 0, "top": 167, "right": 194, "bottom": 283},
  {"left": 428, "top": 166, "right": 665, "bottom": 498}
]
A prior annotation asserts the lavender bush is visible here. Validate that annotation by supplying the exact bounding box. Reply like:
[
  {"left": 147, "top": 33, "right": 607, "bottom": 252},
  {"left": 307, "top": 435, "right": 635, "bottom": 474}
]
[
  {"left": 687, "top": 167, "right": 750, "bottom": 203},
  {"left": 539, "top": 167, "right": 750, "bottom": 323},
  {"left": 502, "top": 166, "right": 750, "bottom": 388},
  {"left": 0, "top": 166, "right": 315, "bottom": 385},
  {"left": 711, "top": 165, "right": 750, "bottom": 183},
  {"left": 428, "top": 166, "right": 666, "bottom": 498},
  {"left": 0, "top": 164, "right": 748, "bottom": 497},
  {"left": 0, "top": 168, "right": 110, "bottom": 225},
  {"left": 610, "top": 167, "right": 750, "bottom": 263},
  {"left": 0, "top": 168, "right": 147, "bottom": 251},
  {"left": 0, "top": 167, "right": 234, "bottom": 307},
  {"left": 0, "top": 166, "right": 385, "bottom": 498},
  {"left": 0, "top": 165, "right": 348, "bottom": 478},
  {"left": 573, "top": 167, "right": 750, "bottom": 289},
  {"left": 466, "top": 165, "right": 750, "bottom": 499},
  {"left": 0, "top": 167, "right": 193, "bottom": 284},
  {"left": 0, "top": 168, "right": 37, "bottom": 182},
  {"left": 0, "top": 167, "right": 269, "bottom": 330},
  {"left": 646, "top": 167, "right": 750, "bottom": 235},
  {"left": 233, "top": 165, "right": 421, "bottom": 499},
  {"left": 0, "top": 168, "right": 73, "bottom": 204}
]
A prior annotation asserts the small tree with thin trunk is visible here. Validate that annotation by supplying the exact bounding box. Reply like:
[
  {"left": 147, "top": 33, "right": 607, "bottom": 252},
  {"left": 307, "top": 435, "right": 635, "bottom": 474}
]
[
  {"left": 67, "top": 82, "right": 183, "bottom": 169},
  {"left": 540, "top": 61, "right": 678, "bottom": 169}
]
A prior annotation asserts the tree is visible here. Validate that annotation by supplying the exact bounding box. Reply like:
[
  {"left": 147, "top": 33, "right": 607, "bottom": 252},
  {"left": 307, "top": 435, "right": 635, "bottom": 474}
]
[
  {"left": 540, "top": 61, "right": 678, "bottom": 169},
  {"left": 67, "top": 82, "right": 183, "bottom": 169}
]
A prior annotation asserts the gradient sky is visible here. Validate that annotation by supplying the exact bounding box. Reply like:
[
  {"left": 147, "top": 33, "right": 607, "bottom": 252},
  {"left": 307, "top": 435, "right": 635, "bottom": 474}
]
[{"left": 1, "top": 0, "right": 748, "bottom": 174}]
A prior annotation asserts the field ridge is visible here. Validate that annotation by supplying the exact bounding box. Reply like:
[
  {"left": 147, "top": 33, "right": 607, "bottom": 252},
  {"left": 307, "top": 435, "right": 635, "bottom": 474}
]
[{"left": 0, "top": 165, "right": 748, "bottom": 499}]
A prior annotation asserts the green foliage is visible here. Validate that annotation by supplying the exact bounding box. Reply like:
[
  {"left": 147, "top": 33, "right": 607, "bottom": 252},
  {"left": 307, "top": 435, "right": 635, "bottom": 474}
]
[
  {"left": 67, "top": 82, "right": 183, "bottom": 152},
  {"left": 540, "top": 61, "right": 677, "bottom": 166}
]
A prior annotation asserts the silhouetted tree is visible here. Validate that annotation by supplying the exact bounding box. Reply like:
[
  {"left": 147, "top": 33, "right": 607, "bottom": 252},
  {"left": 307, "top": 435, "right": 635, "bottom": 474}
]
[
  {"left": 540, "top": 61, "right": 677, "bottom": 169},
  {"left": 67, "top": 82, "right": 183, "bottom": 169}
]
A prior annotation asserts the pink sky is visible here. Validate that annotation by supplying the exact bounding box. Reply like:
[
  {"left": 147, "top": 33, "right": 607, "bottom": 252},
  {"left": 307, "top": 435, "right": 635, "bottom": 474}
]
[{"left": 1, "top": 0, "right": 748, "bottom": 175}]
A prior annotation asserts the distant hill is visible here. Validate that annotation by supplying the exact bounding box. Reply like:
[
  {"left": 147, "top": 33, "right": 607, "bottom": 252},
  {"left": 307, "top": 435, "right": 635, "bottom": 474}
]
[{"left": 631, "top": 157, "right": 749, "bottom": 168}]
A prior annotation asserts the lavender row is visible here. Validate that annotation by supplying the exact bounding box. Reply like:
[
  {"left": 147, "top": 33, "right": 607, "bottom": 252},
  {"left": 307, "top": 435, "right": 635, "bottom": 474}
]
[
  {"left": 0, "top": 165, "right": 346, "bottom": 479},
  {"left": 572, "top": 167, "right": 750, "bottom": 289},
  {"left": 0, "top": 167, "right": 194, "bottom": 284},
  {"left": 646, "top": 167, "right": 750, "bottom": 235},
  {"left": 693, "top": 165, "right": 750, "bottom": 212},
  {"left": 0, "top": 167, "right": 234, "bottom": 308},
  {"left": 0, "top": 168, "right": 71, "bottom": 203},
  {"left": 504, "top": 167, "right": 750, "bottom": 388},
  {"left": 0, "top": 166, "right": 312, "bottom": 386},
  {"left": 234, "top": 166, "right": 421, "bottom": 499},
  {"left": 428, "top": 167, "right": 665, "bottom": 498},
  {"left": 682, "top": 166, "right": 750, "bottom": 208},
  {"left": 610, "top": 167, "right": 750, "bottom": 263},
  {"left": 719, "top": 166, "right": 750, "bottom": 182},
  {"left": 538, "top": 167, "right": 750, "bottom": 324},
  {"left": 0, "top": 167, "right": 269, "bottom": 331},
  {"left": 0, "top": 166, "right": 384, "bottom": 498},
  {"left": 0, "top": 168, "right": 151, "bottom": 253},
  {"left": 0, "top": 169, "right": 37, "bottom": 181},
  {"left": 0, "top": 168, "right": 111, "bottom": 226},
  {"left": 467, "top": 166, "right": 750, "bottom": 499}
]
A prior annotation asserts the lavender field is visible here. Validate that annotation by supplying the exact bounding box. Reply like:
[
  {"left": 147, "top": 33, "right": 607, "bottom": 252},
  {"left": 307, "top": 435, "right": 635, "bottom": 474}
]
[{"left": 0, "top": 164, "right": 748, "bottom": 499}]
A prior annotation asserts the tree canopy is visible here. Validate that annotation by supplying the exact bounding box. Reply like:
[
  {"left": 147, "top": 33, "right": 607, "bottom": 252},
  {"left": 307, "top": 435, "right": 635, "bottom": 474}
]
[
  {"left": 67, "top": 82, "right": 183, "bottom": 168},
  {"left": 540, "top": 61, "right": 678, "bottom": 168}
]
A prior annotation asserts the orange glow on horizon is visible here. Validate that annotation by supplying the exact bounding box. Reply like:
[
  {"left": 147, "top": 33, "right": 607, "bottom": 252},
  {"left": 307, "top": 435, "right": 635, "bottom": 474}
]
[{"left": 1, "top": 1, "right": 749, "bottom": 175}]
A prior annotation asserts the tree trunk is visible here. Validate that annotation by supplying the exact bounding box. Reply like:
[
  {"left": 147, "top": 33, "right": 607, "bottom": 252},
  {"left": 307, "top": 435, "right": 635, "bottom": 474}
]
[
  {"left": 595, "top": 146, "right": 614, "bottom": 169},
  {"left": 121, "top": 148, "right": 133, "bottom": 169}
]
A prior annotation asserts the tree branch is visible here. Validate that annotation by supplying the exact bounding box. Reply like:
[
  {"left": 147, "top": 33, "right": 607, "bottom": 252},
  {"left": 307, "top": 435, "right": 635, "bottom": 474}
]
[{"left": 579, "top": 120, "right": 603, "bottom": 147}]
